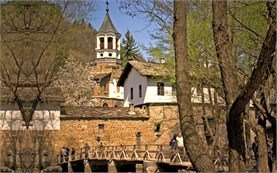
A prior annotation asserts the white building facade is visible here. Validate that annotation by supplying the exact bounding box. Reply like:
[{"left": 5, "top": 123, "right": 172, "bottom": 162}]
[
  {"left": 118, "top": 61, "right": 223, "bottom": 107},
  {"left": 118, "top": 61, "right": 176, "bottom": 107}
]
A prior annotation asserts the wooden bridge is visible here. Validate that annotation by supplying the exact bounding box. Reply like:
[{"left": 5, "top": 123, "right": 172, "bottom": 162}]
[{"left": 53, "top": 144, "right": 193, "bottom": 172}]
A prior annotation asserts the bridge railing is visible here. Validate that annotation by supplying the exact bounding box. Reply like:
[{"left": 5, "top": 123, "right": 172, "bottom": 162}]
[{"left": 57, "top": 144, "right": 190, "bottom": 166}]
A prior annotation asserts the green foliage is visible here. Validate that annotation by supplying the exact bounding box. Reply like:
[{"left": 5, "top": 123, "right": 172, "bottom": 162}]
[
  {"left": 147, "top": 2, "right": 220, "bottom": 87},
  {"left": 147, "top": 27, "right": 175, "bottom": 85},
  {"left": 187, "top": 2, "right": 220, "bottom": 87},
  {"left": 229, "top": 2, "right": 268, "bottom": 75},
  {"left": 146, "top": 1, "right": 268, "bottom": 89},
  {"left": 121, "top": 30, "right": 141, "bottom": 67}
]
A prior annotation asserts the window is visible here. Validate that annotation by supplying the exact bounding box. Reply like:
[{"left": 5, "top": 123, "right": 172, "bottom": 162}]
[
  {"left": 157, "top": 82, "right": 164, "bottom": 96},
  {"left": 104, "top": 84, "right": 108, "bottom": 94},
  {"left": 102, "top": 103, "right": 108, "bottom": 107},
  {"left": 117, "top": 86, "right": 120, "bottom": 93},
  {"left": 136, "top": 132, "right": 141, "bottom": 146},
  {"left": 98, "top": 124, "right": 104, "bottom": 133},
  {"left": 131, "top": 87, "right": 133, "bottom": 100},
  {"left": 108, "top": 37, "right": 113, "bottom": 49},
  {"left": 139, "top": 85, "right": 142, "bottom": 98},
  {"left": 154, "top": 123, "right": 161, "bottom": 132},
  {"left": 100, "top": 37, "right": 104, "bottom": 49}
]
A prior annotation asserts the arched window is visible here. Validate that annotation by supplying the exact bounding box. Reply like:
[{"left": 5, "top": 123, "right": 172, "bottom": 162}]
[
  {"left": 102, "top": 103, "right": 108, "bottom": 107},
  {"left": 108, "top": 37, "right": 113, "bottom": 49},
  {"left": 100, "top": 37, "right": 104, "bottom": 49}
]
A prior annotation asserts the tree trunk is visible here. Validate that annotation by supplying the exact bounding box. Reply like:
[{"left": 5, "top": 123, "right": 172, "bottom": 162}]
[
  {"left": 201, "top": 84, "right": 214, "bottom": 146},
  {"left": 211, "top": 1, "right": 246, "bottom": 171},
  {"left": 257, "top": 118, "right": 269, "bottom": 172},
  {"left": 173, "top": 1, "right": 215, "bottom": 172},
  {"left": 211, "top": 1, "right": 238, "bottom": 108},
  {"left": 212, "top": 1, "right": 276, "bottom": 172},
  {"left": 227, "top": 11, "right": 275, "bottom": 171}
]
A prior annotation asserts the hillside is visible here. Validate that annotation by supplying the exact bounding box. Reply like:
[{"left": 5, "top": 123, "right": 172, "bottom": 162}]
[{"left": 67, "top": 20, "right": 97, "bottom": 63}]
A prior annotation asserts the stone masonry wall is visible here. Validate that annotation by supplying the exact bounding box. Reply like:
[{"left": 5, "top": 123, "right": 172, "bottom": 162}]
[
  {"left": 51, "top": 104, "right": 228, "bottom": 153},
  {"left": 0, "top": 104, "right": 229, "bottom": 168},
  {"left": 52, "top": 119, "right": 154, "bottom": 152},
  {"left": 51, "top": 105, "right": 181, "bottom": 153}
]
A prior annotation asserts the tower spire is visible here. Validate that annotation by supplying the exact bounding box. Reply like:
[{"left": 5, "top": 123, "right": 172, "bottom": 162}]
[{"left": 106, "top": 0, "right": 109, "bottom": 12}]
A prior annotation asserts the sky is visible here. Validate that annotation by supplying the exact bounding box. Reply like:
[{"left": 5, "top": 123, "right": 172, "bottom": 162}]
[{"left": 88, "top": 0, "right": 157, "bottom": 59}]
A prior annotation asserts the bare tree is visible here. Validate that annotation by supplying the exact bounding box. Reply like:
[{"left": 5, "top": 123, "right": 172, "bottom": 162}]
[
  {"left": 0, "top": 107, "right": 61, "bottom": 171},
  {"left": 0, "top": 1, "right": 95, "bottom": 128}
]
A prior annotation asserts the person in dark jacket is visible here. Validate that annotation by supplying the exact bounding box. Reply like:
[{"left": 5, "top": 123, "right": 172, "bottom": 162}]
[
  {"left": 170, "top": 134, "right": 178, "bottom": 150},
  {"left": 71, "top": 148, "right": 76, "bottom": 160}
]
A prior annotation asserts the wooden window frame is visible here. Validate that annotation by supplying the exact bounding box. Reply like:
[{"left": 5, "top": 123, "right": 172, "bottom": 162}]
[
  {"left": 157, "top": 82, "right": 164, "bottom": 96},
  {"left": 108, "top": 37, "right": 113, "bottom": 49},
  {"left": 139, "top": 85, "right": 142, "bottom": 98},
  {"left": 98, "top": 124, "right": 104, "bottom": 133},
  {"left": 100, "top": 37, "right": 104, "bottom": 49}
]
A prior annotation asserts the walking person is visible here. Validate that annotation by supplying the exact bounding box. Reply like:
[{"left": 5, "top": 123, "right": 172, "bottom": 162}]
[
  {"left": 170, "top": 133, "right": 178, "bottom": 150},
  {"left": 61, "top": 147, "right": 67, "bottom": 162},
  {"left": 65, "top": 147, "right": 70, "bottom": 161},
  {"left": 84, "top": 143, "right": 90, "bottom": 158},
  {"left": 176, "top": 132, "right": 185, "bottom": 155},
  {"left": 71, "top": 148, "right": 76, "bottom": 161},
  {"left": 170, "top": 133, "right": 178, "bottom": 161}
]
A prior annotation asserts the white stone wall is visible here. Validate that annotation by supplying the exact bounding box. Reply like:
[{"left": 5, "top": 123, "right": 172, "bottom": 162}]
[
  {"left": 191, "top": 87, "right": 225, "bottom": 104},
  {"left": 96, "top": 52, "right": 120, "bottom": 59},
  {"left": 123, "top": 68, "right": 147, "bottom": 107},
  {"left": 0, "top": 105, "right": 60, "bottom": 130},
  {"left": 109, "top": 78, "right": 124, "bottom": 99},
  {"left": 122, "top": 68, "right": 225, "bottom": 106},
  {"left": 145, "top": 78, "right": 176, "bottom": 104}
]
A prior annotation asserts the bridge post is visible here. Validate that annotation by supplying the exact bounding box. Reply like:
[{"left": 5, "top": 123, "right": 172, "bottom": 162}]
[
  {"left": 135, "top": 163, "right": 143, "bottom": 173},
  {"left": 68, "top": 162, "right": 73, "bottom": 173},
  {"left": 84, "top": 159, "right": 92, "bottom": 173},
  {"left": 143, "top": 161, "right": 158, "bottom": 173},
  {"left": 108, "top": 160, "right": 117, "bottom": 173}
]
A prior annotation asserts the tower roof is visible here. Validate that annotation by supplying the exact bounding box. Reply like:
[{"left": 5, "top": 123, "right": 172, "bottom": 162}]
[{"left": 98, "top": 11, "right": 120, "bottom": 36}]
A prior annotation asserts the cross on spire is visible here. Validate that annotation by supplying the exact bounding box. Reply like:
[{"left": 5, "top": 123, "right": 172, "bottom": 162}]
[{"left": 106, "top": 0, "right": 109, "bottom": 12}]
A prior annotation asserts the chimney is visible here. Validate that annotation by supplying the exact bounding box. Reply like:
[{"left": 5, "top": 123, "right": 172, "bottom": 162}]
[{"left": 129, "top": 104, "right": 135, "bottom": 114}]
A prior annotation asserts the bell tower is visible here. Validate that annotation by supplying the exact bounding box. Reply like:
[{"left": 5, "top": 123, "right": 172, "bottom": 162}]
[{"left": 95, "top": 1, "right": 121, "bottom": 65}]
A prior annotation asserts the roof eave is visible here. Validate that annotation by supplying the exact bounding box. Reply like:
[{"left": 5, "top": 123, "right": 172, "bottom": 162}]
[{"left": 117, "top": 62, "right": 132, "bottom": 86}]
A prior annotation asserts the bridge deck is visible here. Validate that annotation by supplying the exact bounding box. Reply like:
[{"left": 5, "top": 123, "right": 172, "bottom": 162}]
[{"left": 58, "top": 144, "right": 191, "bottom": 167}]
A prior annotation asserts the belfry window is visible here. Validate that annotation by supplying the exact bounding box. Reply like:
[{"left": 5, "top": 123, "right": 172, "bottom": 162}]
[
  {"left": 108, "top": 37, "right": 113, "bottom": 49},
  {"left": 100, "top": 37, "right": 104, "bottom": 49}
]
